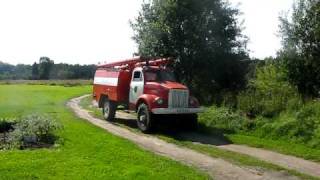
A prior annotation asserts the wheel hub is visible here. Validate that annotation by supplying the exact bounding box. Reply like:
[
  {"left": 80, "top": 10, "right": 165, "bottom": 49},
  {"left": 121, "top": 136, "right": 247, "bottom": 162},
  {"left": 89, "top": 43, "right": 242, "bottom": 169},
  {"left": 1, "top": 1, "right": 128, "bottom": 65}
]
[
  {"left": 104, "top": 104, "right": 109, "bottom": 117},
  {"left": 138, "top": 112, "right": 147, "bottom": 128},
  {"left": 139, "top": 115, "right": 146, "bottom": 122}
]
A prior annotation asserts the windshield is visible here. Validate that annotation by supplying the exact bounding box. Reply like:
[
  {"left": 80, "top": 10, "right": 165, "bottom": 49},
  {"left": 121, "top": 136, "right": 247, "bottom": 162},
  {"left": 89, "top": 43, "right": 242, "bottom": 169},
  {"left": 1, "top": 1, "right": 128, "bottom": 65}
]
[{"left": 145, "top": 70, "right": 176, "bottom": 82}]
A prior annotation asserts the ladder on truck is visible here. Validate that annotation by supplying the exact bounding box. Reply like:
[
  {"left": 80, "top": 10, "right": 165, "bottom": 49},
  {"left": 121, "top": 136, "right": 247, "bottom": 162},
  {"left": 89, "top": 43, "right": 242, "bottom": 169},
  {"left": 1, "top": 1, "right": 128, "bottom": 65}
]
[{"left": 98, "top": 57, "right": 172, "bottom": 70}]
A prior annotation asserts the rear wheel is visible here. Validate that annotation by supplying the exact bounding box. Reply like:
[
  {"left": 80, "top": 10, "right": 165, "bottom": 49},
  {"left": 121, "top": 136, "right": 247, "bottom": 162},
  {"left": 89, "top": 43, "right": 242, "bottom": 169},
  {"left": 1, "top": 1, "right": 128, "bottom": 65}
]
[
  {"left": 102, "top": 99, "right": 116, "bottom": 121},
  {"left": 137, "top": 103, "right": 153, "bottom": 133}
]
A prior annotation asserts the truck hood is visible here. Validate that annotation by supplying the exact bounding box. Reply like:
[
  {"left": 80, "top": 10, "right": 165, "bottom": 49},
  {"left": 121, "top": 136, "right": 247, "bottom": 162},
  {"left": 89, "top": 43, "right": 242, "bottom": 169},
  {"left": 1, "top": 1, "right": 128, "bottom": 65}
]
[{"left": 160, "top": 81, "right": 187, "bottom": 90}]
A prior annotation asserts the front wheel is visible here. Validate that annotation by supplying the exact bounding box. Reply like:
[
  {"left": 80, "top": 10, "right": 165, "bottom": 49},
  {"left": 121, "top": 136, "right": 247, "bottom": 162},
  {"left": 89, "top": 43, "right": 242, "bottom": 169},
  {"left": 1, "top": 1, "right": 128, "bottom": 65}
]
[
  {"left": 102, "top": 99, "right": 116, "bottom": 121},
  {"left": 137, "top": 103, "right": 153, "bottom": 133}
]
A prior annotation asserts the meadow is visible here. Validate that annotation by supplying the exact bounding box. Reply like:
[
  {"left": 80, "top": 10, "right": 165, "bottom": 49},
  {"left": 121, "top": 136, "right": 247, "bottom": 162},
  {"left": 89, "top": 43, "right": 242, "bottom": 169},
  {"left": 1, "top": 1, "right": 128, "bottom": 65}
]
[
  {"left": 0, "top": 80, "right": 92, "bottom": 86},
  {"left": 0, "top": 85, "right": 207, "bottom": 179}
]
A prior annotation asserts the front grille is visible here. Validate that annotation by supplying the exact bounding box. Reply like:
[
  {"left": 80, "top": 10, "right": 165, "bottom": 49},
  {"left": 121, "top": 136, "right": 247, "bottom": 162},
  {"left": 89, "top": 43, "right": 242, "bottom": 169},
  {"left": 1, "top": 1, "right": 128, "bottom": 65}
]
[{"left": 168, "top": 89, "right": 189, "bottom": 108}]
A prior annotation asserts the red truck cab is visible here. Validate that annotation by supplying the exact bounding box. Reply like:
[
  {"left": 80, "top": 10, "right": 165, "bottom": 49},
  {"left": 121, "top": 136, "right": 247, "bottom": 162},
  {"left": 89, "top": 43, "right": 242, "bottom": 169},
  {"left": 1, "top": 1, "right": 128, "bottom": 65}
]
[{"left": 93, "top": 57, "right": 203, "bottom": 132}]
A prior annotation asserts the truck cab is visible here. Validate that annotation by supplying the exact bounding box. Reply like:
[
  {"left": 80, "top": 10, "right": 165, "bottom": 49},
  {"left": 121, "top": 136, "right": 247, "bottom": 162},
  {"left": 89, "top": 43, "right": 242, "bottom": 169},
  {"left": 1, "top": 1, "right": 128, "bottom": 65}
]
[{"left": 93, "top": 57, "right": 203, "bottom": 133}]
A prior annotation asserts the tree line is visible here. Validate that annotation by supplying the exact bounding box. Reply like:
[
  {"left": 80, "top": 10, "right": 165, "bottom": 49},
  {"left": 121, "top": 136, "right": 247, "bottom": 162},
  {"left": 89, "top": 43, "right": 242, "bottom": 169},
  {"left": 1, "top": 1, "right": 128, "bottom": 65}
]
[{"left": 0, "top": 57, "right": 96, "bottom": 80}]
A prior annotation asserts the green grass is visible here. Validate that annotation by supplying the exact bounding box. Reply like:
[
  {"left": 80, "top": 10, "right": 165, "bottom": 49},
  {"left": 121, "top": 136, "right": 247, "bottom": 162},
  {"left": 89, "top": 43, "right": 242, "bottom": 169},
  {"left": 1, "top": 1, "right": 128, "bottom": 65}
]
[
  {"left": 0, "top": 85, "right": 208, "bottom": 179},
  {"left": 0, "top": 79, "right": 92, "bottom": 86},
  {"left": 79, "top": 96, "right": 318, "bottom": 180}
]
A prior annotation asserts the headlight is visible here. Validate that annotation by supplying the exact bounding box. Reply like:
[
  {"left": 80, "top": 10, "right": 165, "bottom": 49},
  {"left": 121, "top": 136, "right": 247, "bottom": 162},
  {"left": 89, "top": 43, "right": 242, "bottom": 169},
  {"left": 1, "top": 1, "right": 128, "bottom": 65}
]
[
  {"left": 155, "top": 97, "right": 164, "bottom": 105},
  {"left": 189, "top": 97, "right": 199, "bottom": 106},
  {"left": 189, "top": 98, "right": 195, "bottom": 105}
]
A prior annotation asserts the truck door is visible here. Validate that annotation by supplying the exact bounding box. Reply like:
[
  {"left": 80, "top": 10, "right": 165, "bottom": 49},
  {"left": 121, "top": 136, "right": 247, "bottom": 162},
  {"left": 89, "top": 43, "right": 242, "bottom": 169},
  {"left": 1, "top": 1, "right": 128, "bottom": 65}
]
[{"left": 129, "top": 70, "right": 144, "bottom": 105}]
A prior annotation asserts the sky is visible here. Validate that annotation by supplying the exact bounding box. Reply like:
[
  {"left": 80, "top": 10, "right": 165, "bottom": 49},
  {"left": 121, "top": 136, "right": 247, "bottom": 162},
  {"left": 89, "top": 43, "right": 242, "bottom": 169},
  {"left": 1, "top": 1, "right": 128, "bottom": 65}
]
[
  {"left": 230, "top": 0, "right": 294, "bottom": 59},
  {"left": 0, "top": 0, "right": 293, "bottom": 65}
]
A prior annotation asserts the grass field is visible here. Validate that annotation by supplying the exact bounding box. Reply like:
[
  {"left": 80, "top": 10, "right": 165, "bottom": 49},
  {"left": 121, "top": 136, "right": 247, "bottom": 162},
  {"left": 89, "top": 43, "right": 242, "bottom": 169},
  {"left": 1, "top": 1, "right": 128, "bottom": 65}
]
[
  {"left": 0, "top": 85, "right": 208, "bottom": 179},
  {"left": 0, "top": 80, "right": 92, "bottom": 86}
]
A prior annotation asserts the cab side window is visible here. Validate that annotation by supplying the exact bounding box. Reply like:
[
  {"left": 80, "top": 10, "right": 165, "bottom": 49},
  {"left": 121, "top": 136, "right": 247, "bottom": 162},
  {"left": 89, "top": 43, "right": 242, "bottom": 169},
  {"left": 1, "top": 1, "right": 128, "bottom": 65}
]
[{"left": 133, "top": 71, "right": 143, "bottom": 81}]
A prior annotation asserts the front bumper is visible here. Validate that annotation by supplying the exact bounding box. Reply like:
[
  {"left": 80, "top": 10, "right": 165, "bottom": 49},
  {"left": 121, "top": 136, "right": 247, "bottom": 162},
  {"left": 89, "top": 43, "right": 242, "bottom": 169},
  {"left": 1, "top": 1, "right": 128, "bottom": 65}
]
[{"left": 151, "top": 107, "right": 204, "bottom": 114}]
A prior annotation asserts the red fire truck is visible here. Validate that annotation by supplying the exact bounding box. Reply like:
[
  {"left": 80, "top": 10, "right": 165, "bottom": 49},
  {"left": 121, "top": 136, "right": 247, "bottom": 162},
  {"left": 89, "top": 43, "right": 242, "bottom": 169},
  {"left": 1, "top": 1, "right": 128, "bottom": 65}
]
[{"left": 93, "top": 57, "right": 203, "bottom": 133}]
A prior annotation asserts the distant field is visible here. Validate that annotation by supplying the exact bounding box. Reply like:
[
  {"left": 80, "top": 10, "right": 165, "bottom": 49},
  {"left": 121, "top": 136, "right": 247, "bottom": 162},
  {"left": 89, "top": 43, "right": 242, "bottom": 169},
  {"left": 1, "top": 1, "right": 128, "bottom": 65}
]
[
  {"left": 0, "top": 80, "right": 93, "bottom": 86},
  {"left": 0, "top": 85, "right": 206, "bottom": 179}
]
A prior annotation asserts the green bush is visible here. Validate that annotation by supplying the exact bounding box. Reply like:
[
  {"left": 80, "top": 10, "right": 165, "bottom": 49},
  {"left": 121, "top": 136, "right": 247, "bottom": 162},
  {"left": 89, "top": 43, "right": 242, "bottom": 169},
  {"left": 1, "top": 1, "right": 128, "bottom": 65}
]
[
  {"left": 0, "top": 118, "right": 16, "bottom": 133},
  {"left": 6, "top": 114, "right": 62, "bottom": 149},
  {"left": 0, "top": 118, "right": 17, "bottom": 149},
  {"left": 200, "top": 101, "right": 320, "bottom": 148},
  {"left": 249, "top": 101, "right": 320, "bottom": 148},
  {"left": 199, "top": 106, "right": 253, "bottom": 133},
  {"left": 291, "top": 102, "right": 320, "bottom": 147},
  {"left": 237, "top": 61, "right": 301, "bottom": 118}
]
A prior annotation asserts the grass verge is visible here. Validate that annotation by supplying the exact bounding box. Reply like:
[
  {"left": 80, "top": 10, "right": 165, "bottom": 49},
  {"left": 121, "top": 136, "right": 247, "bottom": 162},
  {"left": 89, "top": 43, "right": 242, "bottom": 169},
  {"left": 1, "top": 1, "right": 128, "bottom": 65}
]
[{"left": 0, "top": 80, "right": 92, "bottom": 86}]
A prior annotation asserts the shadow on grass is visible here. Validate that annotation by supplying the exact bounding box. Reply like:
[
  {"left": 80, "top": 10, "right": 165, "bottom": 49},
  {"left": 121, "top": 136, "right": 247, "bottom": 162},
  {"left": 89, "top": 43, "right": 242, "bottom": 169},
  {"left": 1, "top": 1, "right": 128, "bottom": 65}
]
[{"left": 113, "top": 114, "right": 232, "bottom": 146}]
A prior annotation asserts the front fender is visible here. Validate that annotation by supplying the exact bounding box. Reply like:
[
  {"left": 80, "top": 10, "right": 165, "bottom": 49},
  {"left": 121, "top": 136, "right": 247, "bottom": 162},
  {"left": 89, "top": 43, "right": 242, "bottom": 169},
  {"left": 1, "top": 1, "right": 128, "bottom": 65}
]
[{"left": 136, "top": 94, "right": 161, "bottom": 111}]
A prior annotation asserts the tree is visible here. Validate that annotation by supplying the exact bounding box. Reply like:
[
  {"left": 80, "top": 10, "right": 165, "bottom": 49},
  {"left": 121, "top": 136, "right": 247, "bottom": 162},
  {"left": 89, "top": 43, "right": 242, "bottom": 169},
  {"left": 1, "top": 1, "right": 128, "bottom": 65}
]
[
  {"left": 131, "top": 0, "right": 248, "bottom": 103},
  {"left": 0, "top": 60, "right": 96, "bottom": 80},
  {"left": 279, "top": 0, "right": 320, "bottom": 96},
  {"left": 0, "top": 61, "right": 15, "bottom": 80},
  {"left": 39, "top": 57, "right": 54, "bottom": 80},
  {"left": 31, "top": 62, "right": 39, "bottom": 80}
]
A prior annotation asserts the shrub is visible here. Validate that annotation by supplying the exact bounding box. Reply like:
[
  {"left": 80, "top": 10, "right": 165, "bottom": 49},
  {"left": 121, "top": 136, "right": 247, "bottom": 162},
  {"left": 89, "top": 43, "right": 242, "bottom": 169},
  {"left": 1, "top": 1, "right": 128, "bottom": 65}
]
[
  {"left": 0, "top": 118, "right": 16, "bottom": 133},
  {"left": 200, "top": 101, "right": 320, "bottom": 148},
  {"left": 237, "top": 90, "right": 262, "bottom": 117},
  {"left": 7, "top": 114, "right": 62, "bottom": 149},
  {"left": 199, "top": 106, "right": 253, "bottom": 133},
  {"left": 294, "top": 102, "right": 320, "bottom": 147},
  {"left": 251, "top": 101, "right": 320, "bottom": 148},
  {"left": 237, "top": 61, "right": 301, "bottom": 118},
  {"left": 0, "top": 118, "right": 17, "bottom": 149}
]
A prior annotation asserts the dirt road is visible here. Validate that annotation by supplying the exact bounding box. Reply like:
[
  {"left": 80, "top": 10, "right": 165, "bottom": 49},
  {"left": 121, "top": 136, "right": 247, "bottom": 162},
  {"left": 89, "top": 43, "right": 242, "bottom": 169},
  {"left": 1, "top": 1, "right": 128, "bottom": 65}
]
[
  {"left": 68, "top": 95, "right": 300, "bottom": 180},
  {"left": 176, "top": 132, "right": 320, "bottom": 178}
]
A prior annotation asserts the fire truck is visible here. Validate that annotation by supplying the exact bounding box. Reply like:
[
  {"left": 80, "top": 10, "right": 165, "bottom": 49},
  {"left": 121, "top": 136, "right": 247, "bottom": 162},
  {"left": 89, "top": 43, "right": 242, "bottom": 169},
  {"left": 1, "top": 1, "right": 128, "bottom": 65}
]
[{"left": 93, "top": 57, "right": 203, "bottom": 133}]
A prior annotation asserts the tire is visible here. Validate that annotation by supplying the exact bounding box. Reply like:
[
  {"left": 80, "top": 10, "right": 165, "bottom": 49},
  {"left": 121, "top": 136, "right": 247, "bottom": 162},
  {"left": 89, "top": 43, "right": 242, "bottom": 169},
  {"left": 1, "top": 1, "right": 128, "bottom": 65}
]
[
  {"left": 102, "top": 99, "right": 116, "bottom": 121},
  {"left": 137, "top": 103, "right": 153, "bottom": 133}
]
